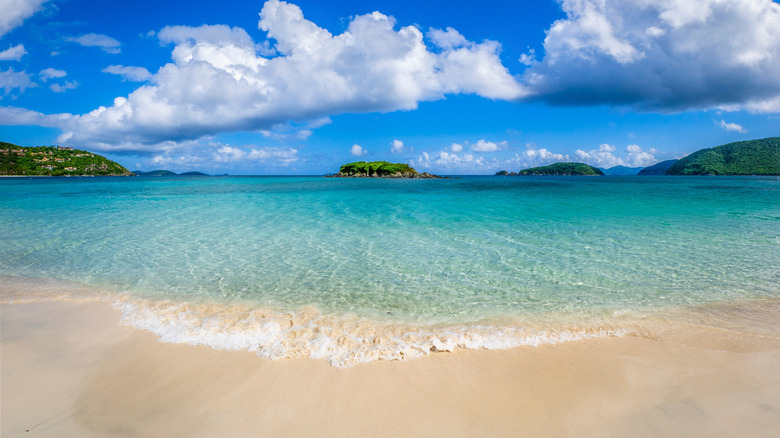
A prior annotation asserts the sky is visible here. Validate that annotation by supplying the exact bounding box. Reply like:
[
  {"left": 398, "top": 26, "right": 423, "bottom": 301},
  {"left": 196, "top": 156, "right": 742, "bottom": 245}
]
[{"left": 1, "top": 0, "right": 778, "bottom": 175}]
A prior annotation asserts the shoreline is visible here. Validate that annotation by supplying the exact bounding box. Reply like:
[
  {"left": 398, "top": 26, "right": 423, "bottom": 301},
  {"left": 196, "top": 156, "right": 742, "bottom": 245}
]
[{"left": 3, "top": 294, "right": 780, "bottom": 437}]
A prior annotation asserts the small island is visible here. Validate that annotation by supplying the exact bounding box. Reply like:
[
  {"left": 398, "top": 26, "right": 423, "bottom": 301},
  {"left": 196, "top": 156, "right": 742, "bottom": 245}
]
[
  {"left": 497, "top": 162, "right": 604, "bottom": 176},
  {"left": 1, "top": 142, "right": 133, "bottom": 176},
  {"left": 328, "top": 161, "right": 444, "bottom": 178}
]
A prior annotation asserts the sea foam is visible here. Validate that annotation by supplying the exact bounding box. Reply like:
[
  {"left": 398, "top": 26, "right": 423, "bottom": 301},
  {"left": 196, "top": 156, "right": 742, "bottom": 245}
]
[{"left": 113, "top": 296, "right": 629, "bottom": 367}]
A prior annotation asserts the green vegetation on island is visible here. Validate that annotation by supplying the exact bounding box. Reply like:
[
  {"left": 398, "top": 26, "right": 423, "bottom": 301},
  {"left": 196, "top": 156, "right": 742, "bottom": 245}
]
[
  {"left": 666, "top": 137, "right": 780, "bottom": 175},
  {"left": 0, "top": 142, "right": 133, "bottom": 176},
  {"left": 329, "top": 161, "right": 443, "bottom": 178},
  {"left": 507, "top": 162, "right": 604, "bottom": 176}
]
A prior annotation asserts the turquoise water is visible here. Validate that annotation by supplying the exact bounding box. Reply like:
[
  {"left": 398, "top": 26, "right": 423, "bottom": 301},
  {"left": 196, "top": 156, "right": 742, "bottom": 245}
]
[{"left": 1, "top": 176, "right": 778, "bottom": 365}]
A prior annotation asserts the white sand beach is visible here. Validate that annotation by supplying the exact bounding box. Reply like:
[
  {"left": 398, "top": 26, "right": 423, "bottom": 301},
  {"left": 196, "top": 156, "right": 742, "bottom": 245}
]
[{"left": 2, "top": 297, "right": 779, "bottom": 438}]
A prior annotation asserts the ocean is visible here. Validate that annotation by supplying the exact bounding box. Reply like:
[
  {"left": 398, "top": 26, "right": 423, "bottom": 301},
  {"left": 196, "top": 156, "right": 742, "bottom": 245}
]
[{"left": 1, "top": 175, "right": 778, "bottom": 366}]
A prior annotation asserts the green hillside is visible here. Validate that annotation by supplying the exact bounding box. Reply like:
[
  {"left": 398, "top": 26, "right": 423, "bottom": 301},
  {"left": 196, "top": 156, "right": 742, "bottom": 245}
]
[
  {"left": 0, "top": 142, "right": 133, "bottom": 176},
  {"left": 518, "top": 162, "right": 604, "bottom": 176},
  {"left": 667, "top": 137, "right": 780, "bottom": 175}
]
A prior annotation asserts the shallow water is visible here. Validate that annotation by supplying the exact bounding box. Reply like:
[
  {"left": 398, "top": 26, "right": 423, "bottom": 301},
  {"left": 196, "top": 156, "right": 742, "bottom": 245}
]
[{"left": 1, "top": 175, "right": 778, "bottom": 365}]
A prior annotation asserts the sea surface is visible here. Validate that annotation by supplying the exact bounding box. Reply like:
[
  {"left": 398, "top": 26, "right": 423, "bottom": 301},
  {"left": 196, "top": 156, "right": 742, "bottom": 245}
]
[{"left": 1, "top": 175, "right": 778, "bottom": 366}]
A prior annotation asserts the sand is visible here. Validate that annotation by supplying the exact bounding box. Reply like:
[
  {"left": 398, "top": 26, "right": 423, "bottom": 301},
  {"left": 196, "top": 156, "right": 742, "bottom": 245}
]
[{"left": 2, "top": 298, "right": 780, "bottom": 438}]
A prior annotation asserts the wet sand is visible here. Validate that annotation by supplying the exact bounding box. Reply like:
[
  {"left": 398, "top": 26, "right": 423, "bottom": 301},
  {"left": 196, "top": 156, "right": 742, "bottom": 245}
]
[{"left": 2, "top": 298, "right": 780, "bottom": 438}]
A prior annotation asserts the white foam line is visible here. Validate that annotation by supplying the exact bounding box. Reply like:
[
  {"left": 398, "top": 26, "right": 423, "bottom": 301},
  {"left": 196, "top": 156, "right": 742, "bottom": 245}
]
[{"left": 113, "top": 298, "right": 629, "bottom": 368}]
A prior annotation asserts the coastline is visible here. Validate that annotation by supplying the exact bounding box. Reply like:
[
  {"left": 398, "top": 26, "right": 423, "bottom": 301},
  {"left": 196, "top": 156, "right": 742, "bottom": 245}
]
[{"left": 3, "top": 293, "right": 779, "bottom": 437}]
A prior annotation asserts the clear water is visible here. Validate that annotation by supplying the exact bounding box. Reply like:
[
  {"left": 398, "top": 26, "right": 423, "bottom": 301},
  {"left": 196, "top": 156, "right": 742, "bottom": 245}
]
[{"left": 1, "top": 176, "right": 778, "bottom": 365}]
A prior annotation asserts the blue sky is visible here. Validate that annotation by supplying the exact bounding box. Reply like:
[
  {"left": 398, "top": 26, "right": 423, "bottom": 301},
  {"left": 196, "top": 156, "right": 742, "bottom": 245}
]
[{"left": 1, "top": 0, "right": 778, "bottom": 174}]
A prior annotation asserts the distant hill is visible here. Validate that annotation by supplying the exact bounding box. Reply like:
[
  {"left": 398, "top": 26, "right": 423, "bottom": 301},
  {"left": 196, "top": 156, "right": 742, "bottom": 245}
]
[
  {"left": 133, "top": 170, "right": 211, "bottom": 176},
  {"left": 667, "top": 137, "right": 780, "bottom": 175},
  {"left": 0, "top": 142, "right": 133, "bottom": 176},
  {"left": 133, "top": 170, "right": 178, "bottom": 176},
  {"left": 637, "top": 159, "right": 678, "bottom": 175},
  {"left": 518, "top": 162, "right": 604, "bottom": 176},
  {"left": 600, "top": 165, "right": 644, "bottom": 176}
]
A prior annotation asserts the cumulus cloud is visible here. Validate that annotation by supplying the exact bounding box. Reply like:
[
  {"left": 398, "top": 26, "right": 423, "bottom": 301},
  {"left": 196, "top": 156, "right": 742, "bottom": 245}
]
[
  {"left": 715, "top": 120, "right": 747, "bottom": 133},
  {"left": 471, "top": 139, "right": 507, "bottom": 152},
  {"left": 426, "top": 27, "right": 526, "bottom": 99},
  {"left": 575, "top": 143, "right": 657, "bottom": 168},
  {"left": 390, "top": 139, "right": 405, "bottom": 153},
  {"left": 1, "top": 0, "right": 526, "bottom": 151},
  {"left": 524, "top": 0, "right": 780, "bottom": 113},
  {"left": 213, "top": 146, "right": 248, "bottom": 162},
  {"left": 350, "top": 144, "right": 367, "bottom": 156},
  {"left": 450, "top": 143, "right": 463, "bottom": 152},
  {"left": 66, "top": 33, "right": 121, "bottom": 54},
  {"left": 520, "top": 146, "right": 567, "bottom": 166},
  {"left": 39, "top": 67, "right": 65, "bottom": 81},
  {"left": 0, "top": 68, "right": 36, "bottom": 97},
  {"left": 102, "top": 65, "right": 153, "bottom": 82},
  {"left": 0, "top": 0, "right": 48, "bottom": 37},
  {"left": 0, "top": 44, "right": 26, "bottom": 61}
]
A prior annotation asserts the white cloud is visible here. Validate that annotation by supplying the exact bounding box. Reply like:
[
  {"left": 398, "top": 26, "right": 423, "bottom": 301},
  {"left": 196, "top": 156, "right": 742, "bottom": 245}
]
[
  {"left": 102, "top": 65, "right": 153, "bottom": 82},
  {"left": 39, "top": 67, "right": 65, "bottom": 82},
  {"left": 518, "top": 48, "right": 537, "bottom": 66},
  {"left": 450, "top": 143, "right": 463, "bottom": 152},
  {"left": 575, "top": 143, "right": 657, "bottom": 168},
  {"left": 3, "top": 0, "right": 526, "bottom": 152},
  {"left": 67, "top": 33, "right": 121, "bottom": 54},
  {"left": 405, "top": 140, "right": 665, "bottom": 174},
  {"left": 524, "top": 0, "right": 780, "bottom": 113},
  {"left": 350, "top": 144, "right": 367, "bottom": 156},
  {"left": 0, "top": 44, "right": 26, "bottom": 61},
  {"left": 521, "top": 147, "right": 567, "bottom": 166},
  {"left": 471, "top": 139, "right": 507, "bottom": 152},
  {"left": 427, "top": 27, "right": 468, "bottom": 49},
  {"left": 38, "top": 68, "right": 77, "bottom": 93},
  {"left": 575, "top": 147, "right": 621, "bottom": 168},
  {"left": 49, "top": 80, "right": 78, "bottom": 93},
  {"left": 259, "top": 128, "right": 311, "bottom": 140},
  {"left": 624, "top": 144, "right": 656, "bottom": 167},
  {"left": 426, "top": 27, "right": 527, "bottom": 100},
  {"left": 390, "top": 139, "right": 405, "bottom": 153},
  {"left": 214, "top": 146, "right": 246, "bottom": 162},
  {"left": 148, "top": 142, "right": 298, "bottom": 171},
  {"left": 412, "top": 150, "right": 490, "bottom": 173},
  {"left": 247, "top": 147, "right": 298, "bottom": 164},
  {"left": 411, "top": 145, "right": 570, "bottom": 174},
  {"left": 0, "top": 68, "right": 36, "bottom": 97},
  {"left": 0, "top": 0, "right": 48, "bottom": 37},
  {"left": 151, "top": 153, "right": 205, "bottom": 168},
  {"left": 715, "top": 119, "right": 747, "bottom": 133}
]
